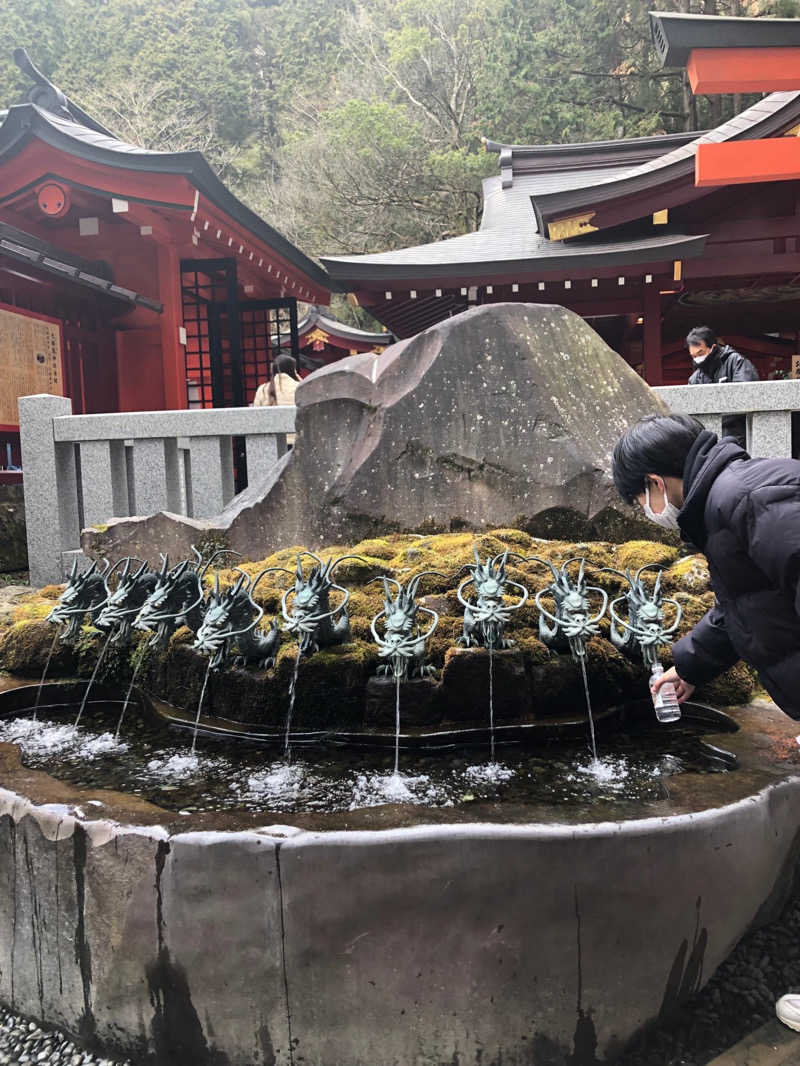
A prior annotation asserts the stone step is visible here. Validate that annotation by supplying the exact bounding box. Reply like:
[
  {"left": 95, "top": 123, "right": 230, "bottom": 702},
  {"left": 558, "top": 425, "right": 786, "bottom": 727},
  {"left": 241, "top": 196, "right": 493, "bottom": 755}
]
[{"left": 706, "top": 1018, "right": 800, "bottom": 1065}]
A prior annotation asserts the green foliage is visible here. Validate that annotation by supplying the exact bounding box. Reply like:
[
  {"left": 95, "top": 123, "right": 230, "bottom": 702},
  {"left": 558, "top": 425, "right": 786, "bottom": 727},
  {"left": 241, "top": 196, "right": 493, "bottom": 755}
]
[{"left": 2, "top": 0, "right": 795, "bottom": 258}]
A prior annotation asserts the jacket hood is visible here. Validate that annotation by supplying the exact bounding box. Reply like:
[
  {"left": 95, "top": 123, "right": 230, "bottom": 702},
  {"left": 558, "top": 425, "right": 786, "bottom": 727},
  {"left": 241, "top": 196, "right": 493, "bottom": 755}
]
[{"left": 678, "top": 431, "right": 749, "bottom": 547}]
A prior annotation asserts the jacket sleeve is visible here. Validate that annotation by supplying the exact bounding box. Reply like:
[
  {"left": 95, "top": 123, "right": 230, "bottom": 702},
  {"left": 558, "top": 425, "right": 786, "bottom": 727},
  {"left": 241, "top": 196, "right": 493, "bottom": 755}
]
[
  {"left": 672, "top": 602, "right": 740, "bottom": 685},
  {"left": 729, "top": 354, "right": 759, "bottom": 382},
  {"left": 745, "top": 488, "right": 800, "bottom": 618}
]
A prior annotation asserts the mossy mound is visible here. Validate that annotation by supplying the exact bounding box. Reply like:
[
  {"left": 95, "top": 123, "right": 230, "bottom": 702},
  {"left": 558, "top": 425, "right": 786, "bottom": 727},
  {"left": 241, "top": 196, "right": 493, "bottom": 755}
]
[{"left": 0, "top": 530, "right": 759, "bottom": 727}]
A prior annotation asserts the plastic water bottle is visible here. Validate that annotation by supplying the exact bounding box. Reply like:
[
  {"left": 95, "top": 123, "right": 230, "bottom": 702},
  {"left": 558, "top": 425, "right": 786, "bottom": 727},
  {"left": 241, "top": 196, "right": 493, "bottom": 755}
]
[{"left": 650, "top": 663, "right": 681, "bottom": 723}]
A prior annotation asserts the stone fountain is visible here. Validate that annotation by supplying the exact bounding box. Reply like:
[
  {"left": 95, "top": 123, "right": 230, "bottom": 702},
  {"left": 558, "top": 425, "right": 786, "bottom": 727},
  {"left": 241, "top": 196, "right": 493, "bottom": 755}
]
[{"left": 1, "top": 304, "right": 799, "bottom": 1066}]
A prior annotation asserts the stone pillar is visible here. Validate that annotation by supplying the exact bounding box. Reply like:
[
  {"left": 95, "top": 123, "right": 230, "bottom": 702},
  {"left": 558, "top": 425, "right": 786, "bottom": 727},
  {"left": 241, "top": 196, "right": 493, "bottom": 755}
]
[
  {"left": 132, "top": 438, "right": 181, "bottom": 516},
  {"left": 79, "top": 439, "right": 129, "bottom": 527},
  {"left": 187, "top": 436, "right": 235, "bottom": 517},
  {"left": 245, "top": 434, "right": 280, "bottom": 481},
  {"left": 18, "top": 394, "right": 80, "bottom": 586},
  {"left": 696, "top": 414, "right": 724, "bottom": 437},
  {"left": 749, "top": 410, "right": 792, "bottom": 458}
]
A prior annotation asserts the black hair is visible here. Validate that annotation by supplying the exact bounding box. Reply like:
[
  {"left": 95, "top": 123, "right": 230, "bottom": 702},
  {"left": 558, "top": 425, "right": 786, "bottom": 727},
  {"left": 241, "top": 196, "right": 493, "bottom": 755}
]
[
  {"left": 612, "top": 414, "right": 705, "bottom": 504},
  {"left": 685, "top": 326, "right": 717, "bottom": 350},
  {"left": 273, "top": 352, "right": 298, "bottom": 377}
]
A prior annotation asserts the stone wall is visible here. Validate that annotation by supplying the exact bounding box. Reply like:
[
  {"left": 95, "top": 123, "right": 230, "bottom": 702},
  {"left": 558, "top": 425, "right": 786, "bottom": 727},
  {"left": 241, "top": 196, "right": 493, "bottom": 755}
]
[{"left": 0, "top": 483, "right": 27, "bottom": 572}]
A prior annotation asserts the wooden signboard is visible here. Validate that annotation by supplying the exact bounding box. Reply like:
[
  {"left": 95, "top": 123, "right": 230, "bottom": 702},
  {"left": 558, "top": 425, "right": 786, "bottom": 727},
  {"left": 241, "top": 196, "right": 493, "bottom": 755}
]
[
  {"left": 792, "top": 355, "right": 800, "bottom": 380},
  {"left": 0, "top": 305, "right": 64, "bottom": 430}
]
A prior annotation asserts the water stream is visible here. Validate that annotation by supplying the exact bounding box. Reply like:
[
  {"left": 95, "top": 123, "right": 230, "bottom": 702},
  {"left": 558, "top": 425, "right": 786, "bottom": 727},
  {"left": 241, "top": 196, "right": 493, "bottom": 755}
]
[
  {"left": 488, "top": 644, "right": 496, "bottom": 764},
  {"left": 34, "top": 631, "right": 59, "bottom": 721},
  {"left": 579, "top": 654, "right": 599, "bottom": 764},
  {"left": 115, "top": 655, "right": 145, "bottom": 741},
  {"left": 191, "top": 662, "right": 212, "bottom": 754},
  {"left": 284, "top": 650, "right": 302, "bottom": 759},
  {"left": 74, "top": 634, "right": 112, "bottom": 729},
  {"left": 393, "top": 674, "right": 401, "bottom": 776}
]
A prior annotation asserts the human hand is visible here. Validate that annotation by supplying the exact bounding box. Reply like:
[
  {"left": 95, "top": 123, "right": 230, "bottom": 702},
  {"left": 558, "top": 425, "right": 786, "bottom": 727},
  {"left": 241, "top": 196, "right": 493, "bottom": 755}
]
[{"left": 651, "top": 665, "right": 695, "bottom": 703}]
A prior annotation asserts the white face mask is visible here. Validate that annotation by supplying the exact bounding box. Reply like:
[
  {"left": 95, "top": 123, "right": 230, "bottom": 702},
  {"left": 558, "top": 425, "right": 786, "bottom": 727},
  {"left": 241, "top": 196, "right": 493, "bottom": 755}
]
[
  {"left": 692, "top": 355, "right": 708, "bottom": 366},
  {"left": 643, "top": 482, "right": 681, "bottom": 531}
]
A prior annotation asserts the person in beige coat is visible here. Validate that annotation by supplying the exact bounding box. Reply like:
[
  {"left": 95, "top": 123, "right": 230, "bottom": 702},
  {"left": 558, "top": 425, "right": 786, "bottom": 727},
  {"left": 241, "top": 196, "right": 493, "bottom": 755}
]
[{"left": 253, "top": 352, "right": 300, "bottom": 445}]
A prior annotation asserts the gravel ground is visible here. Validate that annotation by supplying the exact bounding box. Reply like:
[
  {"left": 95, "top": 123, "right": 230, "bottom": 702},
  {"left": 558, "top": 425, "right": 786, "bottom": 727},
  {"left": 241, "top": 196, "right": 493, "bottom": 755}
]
[
  {"left": 1, "top": 886, "right": 799, "bottom": 1065},
  {"left": 0, "top": 1009, "right": 128, "bottom": 1066},
  {"left": 617, "top": 881, "right": 800, "bottom": 1065}
]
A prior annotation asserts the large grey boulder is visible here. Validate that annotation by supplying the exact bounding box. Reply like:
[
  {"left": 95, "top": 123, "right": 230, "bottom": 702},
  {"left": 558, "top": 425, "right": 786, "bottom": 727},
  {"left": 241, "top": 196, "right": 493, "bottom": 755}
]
[{"left": 85, "top": 303, "right": 667, "bottom": 563}]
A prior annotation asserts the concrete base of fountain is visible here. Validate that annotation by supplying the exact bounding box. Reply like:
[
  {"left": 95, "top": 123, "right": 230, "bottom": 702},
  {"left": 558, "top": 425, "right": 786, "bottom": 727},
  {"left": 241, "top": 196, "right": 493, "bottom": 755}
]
[{"left": 1, "top": 693, "right": 799, "bottom": 1066}]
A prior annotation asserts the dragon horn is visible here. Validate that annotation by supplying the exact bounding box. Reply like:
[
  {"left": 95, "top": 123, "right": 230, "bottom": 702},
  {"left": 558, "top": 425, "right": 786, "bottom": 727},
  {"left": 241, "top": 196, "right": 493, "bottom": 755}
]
[
  {"left": 578, "top": 558, "right": 586, "bottom": 586},
  {"left": 214, "top": 572, "right": 220, "bottom": 596},
  {"left": 171, "top": 559, "right": 190, "bottom": 578},
  {"left": 524, "top": 555, "right": 560, "bottom": 582},
  {"left": 199, "top": 548, "right": 242, "bottom": 581},
  {"left": 190, "top": 545, "right": 203, "bottom": 569},
  {"left": 473, "top": 545, "right": 481, "bottom": 565},
  {"left": 328, "top": 554, "right": 369, "bottom": 575},
  {"left": 653, "top": 570, "right": 663, "bottom": 597},
  {"left": 121, "top": 557, "right": 131, "bottom": 581},
  {"left": 160, "top": 554, "right": 169, "bottom": 578},
  {"left": 407, "top": 569, "right": 449, "bottom": 599},
  {"left": 69, "top": 558, "right": 78, "bottom": 581},
  {"left": 134, "top": 560, "right": 148, "bottom": 580}
]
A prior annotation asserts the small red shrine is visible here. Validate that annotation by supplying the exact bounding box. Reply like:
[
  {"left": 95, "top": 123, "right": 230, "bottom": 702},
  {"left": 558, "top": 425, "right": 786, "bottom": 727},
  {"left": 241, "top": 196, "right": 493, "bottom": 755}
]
[
  {"left": 0, "top": 49, "right": 332, "bottom": 470},
  {"left": 323, "top": 15, "right": 800, "bottom": 388},
  {"left": 296, "top": 305, "right": 392, "bottom": 372}
]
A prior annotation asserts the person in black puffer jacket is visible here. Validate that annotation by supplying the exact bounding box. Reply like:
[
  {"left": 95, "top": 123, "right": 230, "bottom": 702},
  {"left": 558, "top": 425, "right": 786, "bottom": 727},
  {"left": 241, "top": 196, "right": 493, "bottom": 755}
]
[
  {"left": 613, "top": 412, "right": 800, "bottom": 1032},
  {"left": 612, "top": 413, "right": 800, "bottom": 718},
  {"left": 686, "top": 325, "right": 759, "bottom": 447}
]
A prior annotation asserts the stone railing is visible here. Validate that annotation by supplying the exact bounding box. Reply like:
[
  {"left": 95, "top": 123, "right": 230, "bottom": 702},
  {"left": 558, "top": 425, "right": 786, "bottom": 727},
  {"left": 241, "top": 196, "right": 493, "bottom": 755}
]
[
  {"left": 18, "top": 394, "right": 295, "bottom": 585},
  {"left": 17, "top": 380, "right": 800, "bottom": 585},
  {"left": 653, "top": 380, "right": 800, "bottom": 457}
]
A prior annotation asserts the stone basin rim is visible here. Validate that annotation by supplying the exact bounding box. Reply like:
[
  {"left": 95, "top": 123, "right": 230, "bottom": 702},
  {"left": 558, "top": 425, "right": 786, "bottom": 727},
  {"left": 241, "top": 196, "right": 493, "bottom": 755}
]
[{"left": 3, "top": 773, "right": 800, "bottom": 846}]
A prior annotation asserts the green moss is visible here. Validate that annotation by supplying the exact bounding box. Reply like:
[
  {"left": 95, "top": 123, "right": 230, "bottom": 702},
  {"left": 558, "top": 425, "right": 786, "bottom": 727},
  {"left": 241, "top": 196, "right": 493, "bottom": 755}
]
[
  {"left": 699, "top": 663, "right": 756, "bottom": 707},
  {"left": 350, "top": 538, "right": 398, "bottom": 561},
  {"left": 615, "top": 540, "right": 680, "bottom": 573},
  {"left": 12, "top": 601, "right": 53, "bottom": 623}
]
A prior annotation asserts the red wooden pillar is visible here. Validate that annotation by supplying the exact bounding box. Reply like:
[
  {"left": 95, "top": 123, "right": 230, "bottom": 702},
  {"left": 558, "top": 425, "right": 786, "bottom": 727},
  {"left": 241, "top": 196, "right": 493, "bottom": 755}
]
[
  {"left": 642, "top": 285, "right": 663, "bottom": 386},
  {"left": 157, "top": 243, "right": 187, "bottom": 410}
]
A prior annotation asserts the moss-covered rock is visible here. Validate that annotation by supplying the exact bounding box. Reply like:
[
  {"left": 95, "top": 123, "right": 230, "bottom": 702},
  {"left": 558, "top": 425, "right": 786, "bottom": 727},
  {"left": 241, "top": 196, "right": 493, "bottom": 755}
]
[
  {"left": 614, "top": 540, "right": 680, "bottom": 573},
  {"left": 663, "top": 554, "right": 711, "bottom": 595},
  {"left": 0, "top": 529, "right": 768, "bottom": 728}
]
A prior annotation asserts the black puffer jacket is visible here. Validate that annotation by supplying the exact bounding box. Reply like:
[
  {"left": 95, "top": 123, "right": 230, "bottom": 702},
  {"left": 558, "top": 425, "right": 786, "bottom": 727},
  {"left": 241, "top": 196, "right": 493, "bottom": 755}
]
[
  {"left": 672, "top": 431, "right": 800, "bottom": 719},
  {"left": 688, "top": 344, "right": 759, "bottom": 446}
]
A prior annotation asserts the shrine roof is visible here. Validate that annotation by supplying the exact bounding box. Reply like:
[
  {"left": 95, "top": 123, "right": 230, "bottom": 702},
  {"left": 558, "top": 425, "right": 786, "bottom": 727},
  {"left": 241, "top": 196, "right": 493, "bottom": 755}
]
[
  {"left": 298, "top": 305, "right": 392, "bottom": 345},
  {"left": 650, "top": 10, "right": 800, "bottom": 68},
  {"left": 0, "top": 220, "right": 162, "bottom": 310},
  {"left": 531, "top": 90, "right": 800, "bottom": 237},
  {"left": 483, "top": 130, "right": 701, "bottom": 182},
  {"left": 0, "top": 102, "right": 333, "bottom": 292},
  {"left": 322, "top": 153, "right": 708, "bottom": 283}
]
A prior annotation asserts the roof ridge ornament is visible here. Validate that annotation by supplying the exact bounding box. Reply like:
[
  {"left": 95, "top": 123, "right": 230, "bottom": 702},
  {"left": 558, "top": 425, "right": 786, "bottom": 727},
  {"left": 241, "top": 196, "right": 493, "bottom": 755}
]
[{"left": 12, "top": 47, "right": 115, "bottom": 137}]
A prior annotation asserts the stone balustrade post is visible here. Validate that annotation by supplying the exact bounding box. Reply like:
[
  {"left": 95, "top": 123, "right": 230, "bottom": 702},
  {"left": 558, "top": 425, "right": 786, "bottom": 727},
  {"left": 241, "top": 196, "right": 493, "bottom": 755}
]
[{"left": 18, "top": 394, "right": 79, "bottom": 586}]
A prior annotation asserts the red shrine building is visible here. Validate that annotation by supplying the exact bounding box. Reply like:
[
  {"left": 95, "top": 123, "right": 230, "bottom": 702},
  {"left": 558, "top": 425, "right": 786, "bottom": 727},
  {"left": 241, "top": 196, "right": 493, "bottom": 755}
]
[
  {"left": 0, "top": 50, "right": 331, "bottom": 468},
  {"left": 296, "top": 305, "right": 392, "bottom": 373},
  {"left": 323, "top": 12, "right": 800, "bottom": 388}
]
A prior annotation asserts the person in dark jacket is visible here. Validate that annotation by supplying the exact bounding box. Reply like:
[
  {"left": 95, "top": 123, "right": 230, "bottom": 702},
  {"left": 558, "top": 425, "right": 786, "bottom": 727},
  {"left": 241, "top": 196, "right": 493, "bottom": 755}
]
[
  {"left": 612, "top": 411, "right": 800, "bottom": 1030},
  {"left": 618, "top": 409, "right": 800, "bottom": 1023},
  {"left": 686, "top": 326, "right": 759, "bottom": 447},
  {"left": 612, "top": 412, "right": 800, "bottom": 717}
]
